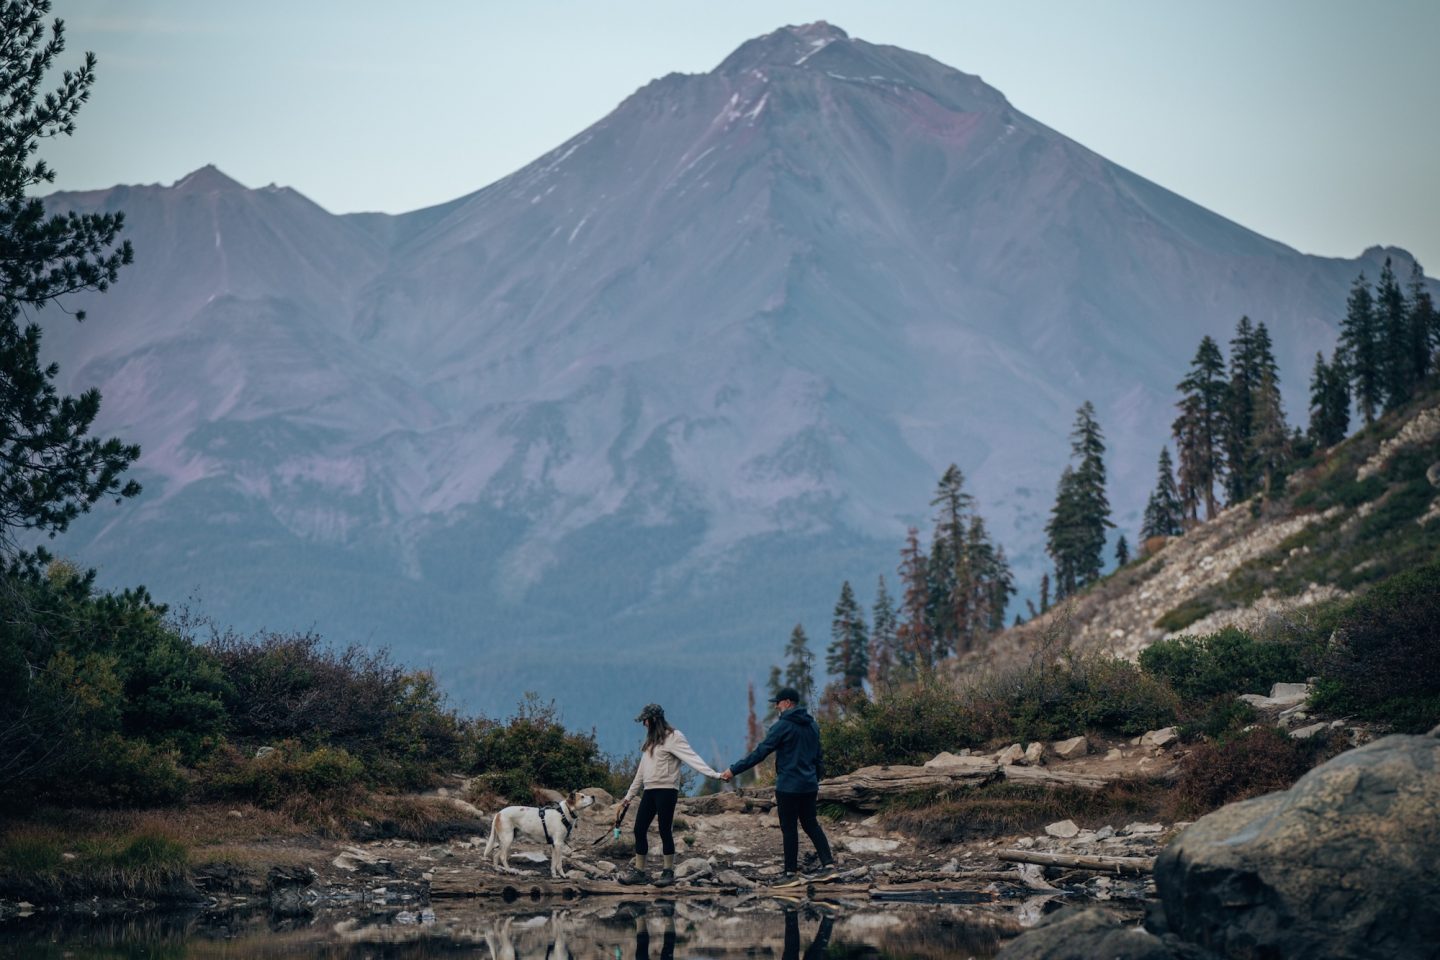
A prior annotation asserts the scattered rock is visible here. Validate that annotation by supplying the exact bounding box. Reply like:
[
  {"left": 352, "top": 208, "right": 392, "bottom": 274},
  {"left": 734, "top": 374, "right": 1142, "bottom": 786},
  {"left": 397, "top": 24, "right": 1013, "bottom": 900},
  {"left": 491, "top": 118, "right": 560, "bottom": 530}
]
[
  {"left": 1044, "top": 820, "right": 1079, "bottom": 839},
  {"left": 1156, "top": 728, "right": 1440, "bottom": 959},
  {"left": 1024, "top": 742, "right": 1046, "bottom": 765},
  {"left": 1289, "top": 721, "right": 1329, "bottom": 740},
  {"left": 842, "top": 837, "right": 902, "bottom": 854},
  {"left": 997, "top": 743, "right": 1025, "bottom": 765},
  {"left": 924, "top": 751, "right": 970, "bottom": 767},
  {"left": 254, "top": 745, "right": 277, "bottom": 759},
  {"left": 1426, "top": 461, "right": 1440, "bottom": 488},
  {"left": 1052, "top": 735, "right": 1089, "bottom": 760},
  {"left": 1269, "top": 681, "right": 1310, "bottom": 700},
  {"left": 226, "top": 809, "right": 244, "bottom": 819},
  {"left": 1140, "top": 727, "right": 1178, "bottom": 750},
  {"left": 1105, "top": 748, "right": 1124, "bottom": 761},
  {"left": 1121, "top": 822, "right": 1164, "bottom": 836},
  {"left": 714, "top": 868, "right": 755, "bottom": 888},
  {"left": 673, "top": 857, "right": 711, "bottom": 881}
]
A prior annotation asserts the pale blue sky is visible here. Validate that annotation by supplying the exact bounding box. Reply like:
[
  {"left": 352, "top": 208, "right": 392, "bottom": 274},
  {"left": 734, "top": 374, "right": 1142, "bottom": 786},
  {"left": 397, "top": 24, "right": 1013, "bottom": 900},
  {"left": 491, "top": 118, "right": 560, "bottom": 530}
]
[{"left": 45, "top": 1, "right": 1440, "bottom": 268}]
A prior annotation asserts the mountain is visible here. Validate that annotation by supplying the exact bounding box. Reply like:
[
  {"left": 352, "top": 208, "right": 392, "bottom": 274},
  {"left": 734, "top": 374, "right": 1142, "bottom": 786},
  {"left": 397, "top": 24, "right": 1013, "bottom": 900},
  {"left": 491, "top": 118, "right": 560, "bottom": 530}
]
[{"left": 41, "top": 22, "right": 1436, "bottom": 756}]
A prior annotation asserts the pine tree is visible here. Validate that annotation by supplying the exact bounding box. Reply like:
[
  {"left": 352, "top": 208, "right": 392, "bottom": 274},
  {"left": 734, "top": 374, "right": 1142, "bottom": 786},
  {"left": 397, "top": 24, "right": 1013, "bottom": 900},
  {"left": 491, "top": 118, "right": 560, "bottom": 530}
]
[
  {"left": 1247, "top": 323, "right": 1290, "bottom": 497},
  {"left": 782, "top": 624, "right": 815, "bottom": 708},
  {"left": 1039, "top": 572, "right": 1051, "bottom": 615},
  {"left": 929, "top": 465, "right": 973, "bottom": 654},
  {"left": 1406, "top": 261, "right": 1437, "bottom": 389},
  {"left": 1140, "top": 446, "right": 1184, "bottom": 540},
  {"left": 1376, "top": 258, "right": 1410, "bottom": 410},
  {"left": 868, "top": 576, "right": 898, "bottom": 689},
  {"left": 1115, "top": 534, "right": 1130, "bottom": 567},
  {"left": 1046, "top": 465, "right": 1082, "bottom": 599},
  {"left": 1223, "top": 317, "right": 1260, "bottom": 503},
  {"left": 1067, "top": 401, "right": 1113, "bottom": 586},
  {"left": 1340, "top": 272, "right": 1382, "bottom": 425},
  {"left": 895, "top": 527, "right": 934, "bottom": 675},
  {"left": 1173, "top": 336, "right": 1227, "bottom": 520},
  {"left": 1, "top": 2, "right": 141, "bottom": 545},
  {"left": 826, "top": 581, "right": 868, "bottom": 694},
  {"left": 746, "top": 683, "right": 763, "bottom": 751},
  {"left": 765, "top": 664, "right": 783, "bottom": 722}
]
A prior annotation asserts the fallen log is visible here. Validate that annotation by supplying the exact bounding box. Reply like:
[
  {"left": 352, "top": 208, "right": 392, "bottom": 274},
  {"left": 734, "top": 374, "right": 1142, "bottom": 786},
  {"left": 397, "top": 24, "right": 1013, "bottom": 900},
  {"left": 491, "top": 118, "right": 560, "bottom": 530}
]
[
  {"left": 996, "top": 849, "right": 1155, "bottom": 876},
  {"left": 814, "top": 760, "right": 1000, "bottom": 809},
  {"left": 1000, "top": 765, "right": 1113, "bottom": 791},
  {"left": 428, "top": 872, "right": 741, "bottom": 899}
]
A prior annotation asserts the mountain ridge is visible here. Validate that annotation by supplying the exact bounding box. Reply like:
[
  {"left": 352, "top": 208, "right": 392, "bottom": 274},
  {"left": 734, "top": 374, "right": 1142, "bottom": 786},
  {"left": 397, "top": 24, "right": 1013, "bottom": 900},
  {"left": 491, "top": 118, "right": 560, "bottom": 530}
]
[{"left": 37, "top": 23, "right": 1438, "bottom": 755}]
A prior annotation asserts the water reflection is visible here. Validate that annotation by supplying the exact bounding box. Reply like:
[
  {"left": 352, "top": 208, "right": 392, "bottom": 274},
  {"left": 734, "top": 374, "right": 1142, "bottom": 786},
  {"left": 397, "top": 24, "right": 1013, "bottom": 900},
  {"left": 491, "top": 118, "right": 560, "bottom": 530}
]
[{"left": 0, "top": 896, "right": 1041, "bottom": 959}]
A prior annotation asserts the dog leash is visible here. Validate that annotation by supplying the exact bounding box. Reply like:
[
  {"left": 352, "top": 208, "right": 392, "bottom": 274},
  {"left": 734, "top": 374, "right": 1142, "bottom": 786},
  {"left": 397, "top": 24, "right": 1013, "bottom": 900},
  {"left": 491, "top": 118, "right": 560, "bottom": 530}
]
[{"left": 593, "top": 798, "right": 629, "bottom": 845}]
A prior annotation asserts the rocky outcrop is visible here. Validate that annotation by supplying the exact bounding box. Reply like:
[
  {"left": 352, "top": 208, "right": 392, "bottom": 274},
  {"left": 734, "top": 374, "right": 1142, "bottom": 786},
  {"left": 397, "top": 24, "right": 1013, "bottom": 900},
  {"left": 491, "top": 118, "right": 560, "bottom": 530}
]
[
  {"left": 994, "top": 907, "right": 1199, "bottom": 959},
  {"left": 1154, "top": 727, "right": 1440, "bottom": 959}
]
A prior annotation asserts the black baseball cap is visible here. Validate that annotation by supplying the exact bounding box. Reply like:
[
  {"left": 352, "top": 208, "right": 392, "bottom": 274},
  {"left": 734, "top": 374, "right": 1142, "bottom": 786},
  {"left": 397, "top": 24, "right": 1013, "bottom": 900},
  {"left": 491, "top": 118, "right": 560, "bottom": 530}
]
[{"left": 769, "top": 687, "right": 801, "bottom": 704}]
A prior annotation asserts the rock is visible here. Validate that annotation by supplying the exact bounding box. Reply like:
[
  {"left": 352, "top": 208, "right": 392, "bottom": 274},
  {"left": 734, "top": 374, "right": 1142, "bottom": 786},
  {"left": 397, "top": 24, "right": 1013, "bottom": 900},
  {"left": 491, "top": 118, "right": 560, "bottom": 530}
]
[
  {"left": 226, "top": 809, "right": 244, "bottom": 819},
  {"left": 1155, "top": 729, "right": 1440, "bottom": 959},
  {"left": 1094, "top": 825, "right": 1115, "bottom": 840},
  {"left": 332, "top": 847, "right": 393, "bottom": 875},
  {"left": 1024, "top": 742, "right": 1046, "bottom": 765},
  {"left": 1121, "top": 822, "right": 1164, "bottom": 836},
  {"left": 715, "top": 868, "right": 755, "bottom": 888},
  {"left": 995, "top": 907, "right": 1179, "bottom": 959},
  {"left": 997, "top": 743, "right": 1026, "bottom": 765},
  {"left": 938, "top": 858, "right": 960, "bottom": 873},
  {"left": 674, "top": 857, "right": 712, "bottom": 880},
  {"left": 1052, "top": 735, "right": 1090, "bottom": 760},
  {"left": 1427, "top": 462, "right": 1440, "bottom": 488},
  {"left": 1289, "top": 721, "right": 1329, "bottom": 740},
  {"left": 254, "top": 745, "right": 277, "bottom": 759},
  {"left": 1140, "top": 727, "right": 1178, "bottom": 749},
  {"left": 842, "top": 837, "right": 902, "bottom": 854},
  {"left": 1105, "top": 748, "right": 1123, "bottom": 761},
  {"left": 682, "top": 792, "right": 746, "bottom": 815},
  {"left": 924, "top": 751, "right": 971, "bottom": 767},
  {"left": 1269, "top": 681, "right": 1310, "bottom": 701},
  {"left": 1044, "top": 819, "right": 1079, "bottom": 839}
]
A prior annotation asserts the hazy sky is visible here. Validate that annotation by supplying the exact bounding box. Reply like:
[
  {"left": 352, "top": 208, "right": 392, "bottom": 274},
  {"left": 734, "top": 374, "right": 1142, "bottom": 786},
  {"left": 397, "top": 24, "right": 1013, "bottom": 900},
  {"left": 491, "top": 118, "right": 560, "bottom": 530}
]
[{"left": 44, "top": 1, "right": 1440, "bottom": 269}]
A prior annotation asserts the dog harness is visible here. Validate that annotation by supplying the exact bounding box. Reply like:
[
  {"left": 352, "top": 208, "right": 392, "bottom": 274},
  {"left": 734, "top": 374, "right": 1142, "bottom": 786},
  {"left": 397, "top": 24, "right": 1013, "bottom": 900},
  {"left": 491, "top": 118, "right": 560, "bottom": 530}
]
[{"left": 537, "top": 803, "right": 573, "bottom": 847}]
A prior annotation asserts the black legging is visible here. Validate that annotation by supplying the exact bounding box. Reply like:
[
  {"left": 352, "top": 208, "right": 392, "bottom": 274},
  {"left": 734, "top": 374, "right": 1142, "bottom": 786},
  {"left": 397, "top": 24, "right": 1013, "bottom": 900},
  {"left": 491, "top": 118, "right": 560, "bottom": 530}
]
[
  {"left": 775, "top": 790, "right": 833, "bottom": 873},
  {"left": 636, "top": 923, "right": 676, "bottom": 960},
  {"left": 633, "top": 788, "right": 679, "bottom": 856}
]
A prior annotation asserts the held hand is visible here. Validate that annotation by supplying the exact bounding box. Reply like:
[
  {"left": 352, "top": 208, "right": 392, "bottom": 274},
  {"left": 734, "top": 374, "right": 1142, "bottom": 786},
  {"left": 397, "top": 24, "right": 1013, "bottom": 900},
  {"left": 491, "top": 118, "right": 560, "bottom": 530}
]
[{"left": 720, "top": 769, "right": 734, "bottom": 782}]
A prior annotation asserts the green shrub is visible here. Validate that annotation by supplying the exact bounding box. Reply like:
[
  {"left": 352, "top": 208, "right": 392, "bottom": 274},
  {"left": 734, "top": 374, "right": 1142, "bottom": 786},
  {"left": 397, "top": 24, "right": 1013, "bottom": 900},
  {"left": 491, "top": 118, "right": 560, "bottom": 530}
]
[
  {"left": 821, "top": 677, "right": 987, "bottom": 773},
  {"left": 199, "top": 740, "right": 364, "bottom": 807},
  {"left": 1312, "top": 562, "right": 1440, "bottom": 731},
  {"left": 1153, "top": 597, "right": 1216, "bottom": 633},
  {"left": 1140, "top": 626, "right": 1309, "bottom": 702},
  {"left": 465, "top": 695, "right": 620, "bottom": 801},
  {"left": 1178, "top": 697, "right": 1259, "bottom": 742}
]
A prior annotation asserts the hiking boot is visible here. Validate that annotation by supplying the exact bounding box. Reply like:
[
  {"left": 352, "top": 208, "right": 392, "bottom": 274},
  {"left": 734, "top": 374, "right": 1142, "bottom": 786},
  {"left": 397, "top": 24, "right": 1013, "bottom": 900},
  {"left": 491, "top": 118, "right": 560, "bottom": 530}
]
[
  {"left": 652, "top": 868, "right": 675, "bottom": 887},
  {"left": 769, "top": 871, "right": 801, "bottom": 886},
  {"left": 616, "top": 868, "right": 649, "bottom": 886},
  {"left": 806, "top": 864, "right": 836, "bottom": 881}
]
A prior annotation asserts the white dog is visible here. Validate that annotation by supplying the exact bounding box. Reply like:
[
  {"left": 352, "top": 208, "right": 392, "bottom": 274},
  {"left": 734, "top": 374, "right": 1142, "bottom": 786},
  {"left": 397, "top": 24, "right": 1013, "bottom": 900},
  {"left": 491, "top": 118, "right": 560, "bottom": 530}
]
[{"left": 482, "top": 791, "right": 596, "bottom": 878}]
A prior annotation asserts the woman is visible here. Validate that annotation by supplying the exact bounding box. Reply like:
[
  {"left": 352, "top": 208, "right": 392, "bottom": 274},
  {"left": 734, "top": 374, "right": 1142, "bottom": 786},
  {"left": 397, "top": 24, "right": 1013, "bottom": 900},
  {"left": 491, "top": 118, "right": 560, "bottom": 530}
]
[{"left": 616, "top": 703, "right": 721, "bottom": 886}]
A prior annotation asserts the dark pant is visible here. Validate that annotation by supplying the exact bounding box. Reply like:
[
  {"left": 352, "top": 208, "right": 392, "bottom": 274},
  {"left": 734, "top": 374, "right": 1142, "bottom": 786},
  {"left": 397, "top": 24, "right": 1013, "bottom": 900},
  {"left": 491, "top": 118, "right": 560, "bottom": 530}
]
[
  {"left": 783, "top": 910, "right": 834, "bottom": 960},
  {"left": 775, "top": 790, "right": 833, "bottom": 873},
  {"left": 633, "top": 788, "right": 678, "bottom": 856},
  {"left": 636, "top": 924, "right": 676, "bottom": 960}
]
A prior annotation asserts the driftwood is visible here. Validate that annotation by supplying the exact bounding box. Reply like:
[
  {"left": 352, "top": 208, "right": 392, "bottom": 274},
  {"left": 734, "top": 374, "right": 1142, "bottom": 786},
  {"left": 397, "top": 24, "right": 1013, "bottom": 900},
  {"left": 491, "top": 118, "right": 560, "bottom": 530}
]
[
  {"left": 815, "top": 760, "right": 999, "bottom": 808},
  {"left": 999, "top": 765, "right": 1113, "bottom": 790},
  {"left": 997, "top": 849, "right": 1155, "bottom": 876}
]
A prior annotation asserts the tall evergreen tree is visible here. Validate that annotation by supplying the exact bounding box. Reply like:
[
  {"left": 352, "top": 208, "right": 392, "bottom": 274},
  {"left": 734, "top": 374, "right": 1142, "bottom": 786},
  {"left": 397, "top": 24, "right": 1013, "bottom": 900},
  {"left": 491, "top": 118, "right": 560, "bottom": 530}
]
[
  {"left": 1223, "top": 317, "right": 1260, "bottom": 503},
  {"left": 1046, "top": 465, "right": 1082, "bottom": 599},
  {"left": 1307, "top": 351, "right": 1350, "bottom": 449},
  {"left": 1067, "top": 401, "right": 1113, "bottom": 586},
  {"left": 928, "top": 464, "right": 973, "bottom": 654},
  {"left": 765, "top": 665, "right": 783, "bottom": 722},
  {"left": 1115, "top": 534, "right": 1130, "bottom": 567},
  {"left": 894, "top": 527, "right": 933, "bottom": 675},
  {"left": 868, "top": 576, "right": 898, "bottom": 689},
  {"left": 1406, "top": 261, "right": 1437, "bottom": 388},
  {"left": 1247, "top": 323, "right": 1290, "bottom": 497},
  {"left": 826, "top": 581, "right": 868, "bottom": 694},
  {"left": 1039, "top": 572, "right": 1050, "bottom": 614},
  {"left": 1140, "top": 446, "right": 1184, "bottom": 540},
  {"left": 1339, "top": 272, "right": 1381, "bottom": 425},
  {"left": 1375, "top": 258, "right": 1411, "bottom": 410},
  {"left": 782, "top": 624, "right": 815, "bottom": 708},
  {"left": 1, "top": 1, "right": 140, "bottom": 546},
  {"left": 1173, "top": 336, "right": 1227, "bottom": 520}
]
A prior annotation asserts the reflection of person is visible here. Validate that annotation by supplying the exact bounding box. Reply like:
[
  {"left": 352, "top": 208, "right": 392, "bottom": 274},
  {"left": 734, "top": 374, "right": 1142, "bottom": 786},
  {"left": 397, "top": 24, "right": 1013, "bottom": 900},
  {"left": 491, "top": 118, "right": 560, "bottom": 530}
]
[
  {"left": 634, "top": 914, "right": 676, "bottom": 960},
  {"left": 783, "top": 909, "right": 834, "bottom": 960},
  {"left": 617, "top": 703, "right": 722, "bottom": 886},
  {"left": 722, "top": 687, "right": 835, "bottom": 883}
]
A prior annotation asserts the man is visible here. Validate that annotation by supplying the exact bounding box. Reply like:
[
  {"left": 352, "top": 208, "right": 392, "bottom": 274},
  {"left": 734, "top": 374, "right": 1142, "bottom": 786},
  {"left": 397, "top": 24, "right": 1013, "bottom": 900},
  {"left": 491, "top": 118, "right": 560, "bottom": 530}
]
[{"left": 722, "top": 687, "right": 836, "bottom": 883}]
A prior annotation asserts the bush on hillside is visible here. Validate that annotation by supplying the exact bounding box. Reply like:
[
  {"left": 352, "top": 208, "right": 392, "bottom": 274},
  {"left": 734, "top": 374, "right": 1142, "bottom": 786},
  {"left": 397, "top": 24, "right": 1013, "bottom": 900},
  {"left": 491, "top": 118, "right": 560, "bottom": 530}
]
[
  {"left": 821, "top": 677, "right": 987, "bottom": 773},
  {"left": 199, "top": 740, "right": 365, "bottom": 808},
  {"left": 1140, "top": 626, "right": 1309, "bottom": 702},
  {"left": 1312, "top": 562, "right": 1440, "bottom": 732},
  {"left": 466, "top": 694, "right": 622, "bottom": 801},
  {"left": 1172, "top": 726, "right": 1342, "bottom": 817}
]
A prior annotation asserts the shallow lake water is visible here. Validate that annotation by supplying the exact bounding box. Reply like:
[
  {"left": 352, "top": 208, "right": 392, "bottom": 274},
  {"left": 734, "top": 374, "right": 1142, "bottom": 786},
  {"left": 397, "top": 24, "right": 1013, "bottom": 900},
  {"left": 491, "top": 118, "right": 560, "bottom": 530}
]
[{"left": 0, "top": 893, "right": 1101, "bottom": 959}]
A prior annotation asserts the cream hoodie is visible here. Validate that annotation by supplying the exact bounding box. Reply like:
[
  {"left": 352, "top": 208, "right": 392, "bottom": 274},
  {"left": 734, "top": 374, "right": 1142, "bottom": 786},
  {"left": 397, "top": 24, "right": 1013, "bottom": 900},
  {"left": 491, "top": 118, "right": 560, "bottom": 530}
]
[{"left": 623, "top": 729, "right": 721, "bottom": 801}]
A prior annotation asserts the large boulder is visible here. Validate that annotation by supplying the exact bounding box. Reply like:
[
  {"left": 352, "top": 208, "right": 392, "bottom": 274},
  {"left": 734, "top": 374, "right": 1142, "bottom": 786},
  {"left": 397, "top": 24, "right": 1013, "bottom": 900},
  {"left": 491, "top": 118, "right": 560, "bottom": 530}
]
[{"left": 1154, "top": 728, "right": 1440, "bottom": 959}]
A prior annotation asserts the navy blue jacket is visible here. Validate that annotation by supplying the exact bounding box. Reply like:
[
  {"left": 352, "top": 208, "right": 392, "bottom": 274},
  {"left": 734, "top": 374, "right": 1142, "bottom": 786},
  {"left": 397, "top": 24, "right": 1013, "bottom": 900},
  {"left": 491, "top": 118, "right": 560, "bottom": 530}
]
[{"left": 729, "top": 706, "right": 824, "bottom": 793}]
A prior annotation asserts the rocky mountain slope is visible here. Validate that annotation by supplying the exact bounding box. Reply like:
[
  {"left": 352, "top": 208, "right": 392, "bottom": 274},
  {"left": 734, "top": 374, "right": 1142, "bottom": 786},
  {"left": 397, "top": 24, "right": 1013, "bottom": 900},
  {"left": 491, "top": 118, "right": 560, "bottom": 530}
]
[
  {"left": 978, "top": 392, "right": 1440, "bottom": 671},
  {"left": 40, "top": 22, "right": 1438, "bottom": 752}
]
